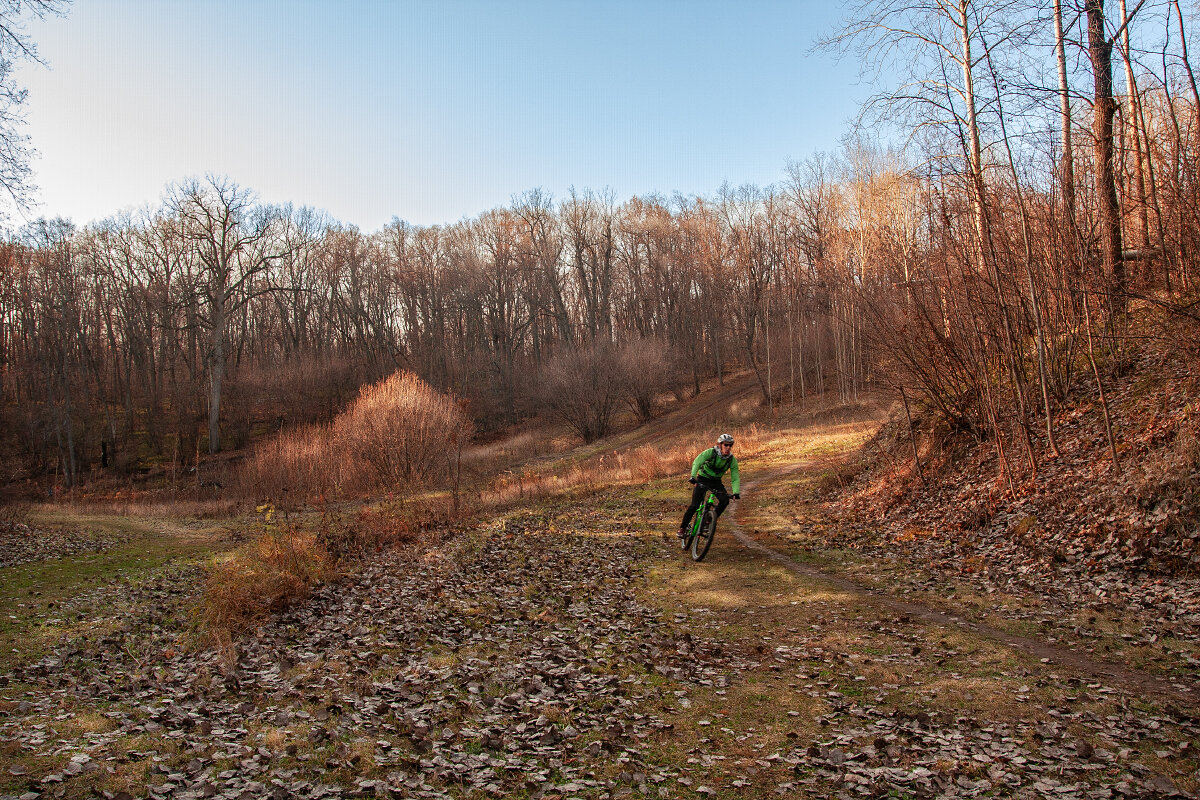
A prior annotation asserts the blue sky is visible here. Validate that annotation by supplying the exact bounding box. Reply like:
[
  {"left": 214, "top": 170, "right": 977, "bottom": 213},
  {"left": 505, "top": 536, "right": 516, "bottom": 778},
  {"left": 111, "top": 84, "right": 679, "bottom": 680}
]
[{"left": 16, "top": 0, "right": 869, "bottom": 231}]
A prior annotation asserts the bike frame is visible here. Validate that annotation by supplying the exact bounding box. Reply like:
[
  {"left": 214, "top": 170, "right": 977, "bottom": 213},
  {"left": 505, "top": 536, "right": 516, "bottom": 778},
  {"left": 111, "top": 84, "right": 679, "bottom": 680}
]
[
  {"left": 683, "top": 485, "right": 727, "bottom": 561},
  {"left": 691, "top": 489, "right": 720, "bottom": 536}
]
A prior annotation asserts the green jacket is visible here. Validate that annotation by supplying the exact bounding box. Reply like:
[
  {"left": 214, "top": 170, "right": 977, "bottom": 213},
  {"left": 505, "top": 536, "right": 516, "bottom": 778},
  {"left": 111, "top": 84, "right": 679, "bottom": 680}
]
[{"left": 691, "top": 447, "right": 740, "bottom": 493}]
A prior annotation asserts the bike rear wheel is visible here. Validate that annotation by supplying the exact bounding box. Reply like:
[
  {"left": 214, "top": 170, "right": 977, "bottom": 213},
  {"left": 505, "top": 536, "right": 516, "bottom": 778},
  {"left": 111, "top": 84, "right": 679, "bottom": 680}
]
[{"left": 691, "top": 509, "right": 716, "bottom": 561}]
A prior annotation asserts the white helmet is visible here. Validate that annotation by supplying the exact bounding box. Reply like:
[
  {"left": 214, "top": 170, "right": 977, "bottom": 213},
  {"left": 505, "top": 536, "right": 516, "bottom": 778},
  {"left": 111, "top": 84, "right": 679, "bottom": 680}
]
[{"left": 717, "top": 433, "right": 734, "bottom": 446}]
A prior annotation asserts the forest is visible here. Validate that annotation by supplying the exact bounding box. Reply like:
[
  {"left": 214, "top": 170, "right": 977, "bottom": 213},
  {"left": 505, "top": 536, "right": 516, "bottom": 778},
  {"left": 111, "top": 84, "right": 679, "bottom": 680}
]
[
  {"left": 3, "top": 1, "right": 1199, "bottom": 499},
  {"left": 3, "top": 3, "right": 1200, "bottom": 799}
]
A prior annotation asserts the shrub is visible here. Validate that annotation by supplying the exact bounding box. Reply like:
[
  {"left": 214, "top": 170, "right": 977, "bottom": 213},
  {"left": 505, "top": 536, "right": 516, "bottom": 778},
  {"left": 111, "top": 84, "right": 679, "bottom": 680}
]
[
  {"left": 615, "top": 337, "right": 677, "bottom": 422},
  {"left": 238, "top": 370, "right": 472, "bottom": 501},
  {"left": 333, "top": 371, "right": 473, "bottom": 486},
  {"left": 202, "top": 505, "right": 333, "bottom": 634},
  {"left": 537, "top": 343, "right": 623, "bottom": 443},
  {"left": 238, "top": 423, "right": 339, "bottom": 501}
]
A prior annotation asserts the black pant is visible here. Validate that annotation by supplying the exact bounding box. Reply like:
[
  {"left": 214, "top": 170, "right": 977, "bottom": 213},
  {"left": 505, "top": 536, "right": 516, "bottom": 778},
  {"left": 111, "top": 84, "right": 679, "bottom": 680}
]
[{"left": 680, "top": 479, "right": 729, "bottom": 531}]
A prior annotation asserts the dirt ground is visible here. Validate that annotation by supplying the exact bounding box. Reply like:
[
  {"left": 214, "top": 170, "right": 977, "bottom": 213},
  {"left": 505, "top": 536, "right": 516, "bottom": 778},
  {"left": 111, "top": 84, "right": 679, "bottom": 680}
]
[{"left": 2, "top": 390, "right": 1198, "bottom": 799}]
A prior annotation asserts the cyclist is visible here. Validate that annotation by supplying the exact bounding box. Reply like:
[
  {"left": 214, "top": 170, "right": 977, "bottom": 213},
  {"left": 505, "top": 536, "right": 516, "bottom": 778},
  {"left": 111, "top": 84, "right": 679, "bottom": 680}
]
[{"left": 677, "top": 433, "right": 741, "bottom": 540}]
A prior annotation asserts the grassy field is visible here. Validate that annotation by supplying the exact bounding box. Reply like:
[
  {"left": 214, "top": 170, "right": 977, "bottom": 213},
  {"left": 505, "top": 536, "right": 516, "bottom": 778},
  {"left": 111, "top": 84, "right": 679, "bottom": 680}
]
[
  {"left": 0, "top": 512, "right": 233, "bottom": 672},
  {"left": 1, "top": 390, "right": 1197, "bottom": 798}
]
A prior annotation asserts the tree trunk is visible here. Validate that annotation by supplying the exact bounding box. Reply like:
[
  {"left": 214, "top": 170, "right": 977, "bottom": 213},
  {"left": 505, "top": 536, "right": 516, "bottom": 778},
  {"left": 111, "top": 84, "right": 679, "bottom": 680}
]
[
  {"left": 1054, "top": 0, "right": 1078, "bottom": 235},
  {"left": 1118, "top": 0, "right": 1150, "bottom": 249},
  {"left": 958, "top": 0, "right": 989, "bottom": 274},
  {"left": 208, "top": 300, "right": 225, "bottom": 454},
  {"left": 1087, "top": 0, "right": 1125, "bottom": 302}
]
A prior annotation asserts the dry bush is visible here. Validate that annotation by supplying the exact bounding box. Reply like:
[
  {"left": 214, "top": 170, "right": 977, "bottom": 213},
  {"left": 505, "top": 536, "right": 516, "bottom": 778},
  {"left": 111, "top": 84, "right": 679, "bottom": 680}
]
[
  {"left": 615, "top": 337, "right": 677, "bottom": 422},
  {"left": 537, "top": 344, "right": 623, "bottom": 443},
  {"left": 238, "top": 423, "right": 341, "bottom": 501},
  {"left": 203, "top": 506, "right": 333, "bottom": 635},
  {"left": 0, "top": 501, "right": 32, "bottom": 528},
  {"left": 238, "top": 370, "right": 472, "bottom": 501},
  {"left": 333, "top": 371, "right": 473, "bottom": 485}
]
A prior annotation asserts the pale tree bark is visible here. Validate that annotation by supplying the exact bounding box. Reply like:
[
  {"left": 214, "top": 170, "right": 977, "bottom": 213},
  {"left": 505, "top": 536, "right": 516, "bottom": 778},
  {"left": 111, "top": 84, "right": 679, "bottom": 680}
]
[
  {"left": 1118, "top": 0, "right": 1150, "bottom": 249},
  {"left": 956, "top": 0, "right": 989, "bottom": 272},
  {"left": 1054, "top": 0, "right": 1078, "bottom": 233}
]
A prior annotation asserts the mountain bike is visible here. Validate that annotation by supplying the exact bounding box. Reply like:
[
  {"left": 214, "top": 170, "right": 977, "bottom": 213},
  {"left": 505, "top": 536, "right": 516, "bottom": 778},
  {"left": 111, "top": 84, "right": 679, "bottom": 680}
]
[{"left": 682, "top": 486, "right": 726, "bottom": 562}]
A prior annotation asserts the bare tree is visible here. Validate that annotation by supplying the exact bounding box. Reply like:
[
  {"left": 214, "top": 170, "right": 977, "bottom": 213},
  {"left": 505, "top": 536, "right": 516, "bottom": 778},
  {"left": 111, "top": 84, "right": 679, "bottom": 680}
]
[
  {"left": 0, "top": 0, "right": 69, "bottom": 215},
  {"left": 170, "top": 176, "right": 290, "bottom": 453},
  {"left": 1087, "top": 0, "right": 1126, "bottom": 302}
]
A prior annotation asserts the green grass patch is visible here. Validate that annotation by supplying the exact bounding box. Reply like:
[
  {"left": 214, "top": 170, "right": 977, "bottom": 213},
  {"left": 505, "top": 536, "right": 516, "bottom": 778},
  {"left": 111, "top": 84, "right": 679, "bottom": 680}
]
[{"left": 0, "top": 518, "right": 228, "bottom": 672}]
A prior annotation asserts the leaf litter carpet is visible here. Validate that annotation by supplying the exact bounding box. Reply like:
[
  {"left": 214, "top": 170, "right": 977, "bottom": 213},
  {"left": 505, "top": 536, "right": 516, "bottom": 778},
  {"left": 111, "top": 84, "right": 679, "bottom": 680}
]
[{"left": 3, "top": 504, "right": 1199, "bottom": 799}]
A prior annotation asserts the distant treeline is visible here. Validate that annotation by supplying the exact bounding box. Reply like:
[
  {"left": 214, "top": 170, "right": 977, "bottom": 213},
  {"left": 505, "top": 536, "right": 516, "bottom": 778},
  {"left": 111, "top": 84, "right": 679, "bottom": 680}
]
[{"left": 2, "top": 0, "right": 1199, "bottom": 489}]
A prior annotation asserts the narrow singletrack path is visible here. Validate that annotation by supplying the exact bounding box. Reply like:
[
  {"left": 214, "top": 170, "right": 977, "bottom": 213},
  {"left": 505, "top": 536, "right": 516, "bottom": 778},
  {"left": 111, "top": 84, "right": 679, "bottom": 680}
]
[
  {"left": 621, "top": 373, "right": 759, "bottom": 451},
  {"left": 726, "top": 462, "right": 1198, "bottom": 708}
]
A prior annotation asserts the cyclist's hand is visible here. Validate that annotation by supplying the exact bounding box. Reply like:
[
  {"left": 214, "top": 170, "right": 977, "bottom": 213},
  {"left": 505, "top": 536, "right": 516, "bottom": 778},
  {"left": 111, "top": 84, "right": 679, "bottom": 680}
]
[
  {"left": 688, "top": 477, "right": 697, "bottom": 485},
  {"left": 732, "top": 493, "right": 741, "bottom": 500}
]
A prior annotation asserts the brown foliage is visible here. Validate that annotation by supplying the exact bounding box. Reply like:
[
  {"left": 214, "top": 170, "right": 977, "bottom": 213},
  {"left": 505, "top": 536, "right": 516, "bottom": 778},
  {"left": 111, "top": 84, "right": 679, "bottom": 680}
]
[
  {"left": 333, "top": 371, "right": 473, "bottom": 485},
  {"left": 202, "top": 506, "right": 333, "bottom": 635},
  {"left": 237, "top": 370, "right": 472, "bottom": 501},
  {"left": 537, "top": 343, "right": 623, "bottom": 443},
  {"left": 616, "top": 337, "right": 679, "bottom": 422}
]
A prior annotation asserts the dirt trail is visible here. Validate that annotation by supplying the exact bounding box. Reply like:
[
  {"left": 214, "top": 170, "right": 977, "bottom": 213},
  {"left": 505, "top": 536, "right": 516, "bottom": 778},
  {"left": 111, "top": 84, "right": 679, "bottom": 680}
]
[
  {"left": 619, "top": 372, "right": 759, "bottom": 451},
  {"left": 728, "top": 462, "right": 1199, "bottom": 708}
]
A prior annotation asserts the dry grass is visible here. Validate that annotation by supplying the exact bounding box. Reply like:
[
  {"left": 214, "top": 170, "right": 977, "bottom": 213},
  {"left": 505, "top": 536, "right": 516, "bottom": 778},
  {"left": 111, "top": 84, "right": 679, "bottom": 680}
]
[
  {"left": 202, "top": 506, "right": 334, "bottom": 635},
  {"left": 461, "top": 426, "right": 575, "bottom": 474},
  {"left": 477, "top": 421, "right": 814, "bottom": 508},
  {"left": 315, "top": 495, "right": 458, "bottom": 561},
  {"left": 202, "top": 494, "right": 466, "bottom": 636},
  {"left": 59, "top": 496, "right": 246, "bottom": 518}
]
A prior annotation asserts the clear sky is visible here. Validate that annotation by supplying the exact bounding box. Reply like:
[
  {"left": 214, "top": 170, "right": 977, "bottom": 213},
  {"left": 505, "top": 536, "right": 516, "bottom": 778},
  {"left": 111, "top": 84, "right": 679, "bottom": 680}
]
[{"left": 14, "top": 0, "right": 868, "bottom": 231}]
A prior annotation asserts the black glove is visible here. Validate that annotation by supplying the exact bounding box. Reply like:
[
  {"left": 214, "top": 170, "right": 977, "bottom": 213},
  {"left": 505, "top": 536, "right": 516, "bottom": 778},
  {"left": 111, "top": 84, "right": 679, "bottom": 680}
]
[
  {"left": 732, "top": 493, "right": 741, "bottom": 500},
  {"left": 688, "top": 477, "right": 697, "bottom": 485}
]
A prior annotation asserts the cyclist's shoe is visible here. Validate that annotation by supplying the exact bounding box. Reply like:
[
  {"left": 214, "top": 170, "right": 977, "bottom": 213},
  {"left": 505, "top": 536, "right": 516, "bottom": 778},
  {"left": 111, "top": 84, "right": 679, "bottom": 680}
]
[{"left": 676, "top": 526, "right": 687, "bottom": 540}]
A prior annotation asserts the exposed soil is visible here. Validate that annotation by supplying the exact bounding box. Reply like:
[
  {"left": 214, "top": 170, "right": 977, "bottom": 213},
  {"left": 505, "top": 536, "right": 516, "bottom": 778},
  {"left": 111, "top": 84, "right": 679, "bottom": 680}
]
[{"left": 731, "top": 464, "right": 1198, "bottom": 707}]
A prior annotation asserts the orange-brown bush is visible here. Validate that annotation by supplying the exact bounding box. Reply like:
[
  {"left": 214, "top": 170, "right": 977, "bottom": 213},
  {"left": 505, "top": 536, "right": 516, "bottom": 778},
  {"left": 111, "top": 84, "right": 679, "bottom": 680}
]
[
  {"left": 333, "top": 371, "right": 473, "bottom": 485},
  {"left": 202, "top": 506, "right": 333, "bottom": 635},
  {"left": 238, "top": 371, "right": 473, "bottom": 501},
  {"left": 238, "top": 423, "right": 340, "bottom": 500}
]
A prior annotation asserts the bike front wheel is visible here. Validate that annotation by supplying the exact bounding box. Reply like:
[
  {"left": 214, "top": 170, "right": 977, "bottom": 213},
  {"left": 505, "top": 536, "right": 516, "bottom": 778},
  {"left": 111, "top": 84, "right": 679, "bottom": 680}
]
[{"left": 691, "top": 509, "right": 716, "bottom": 561}]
